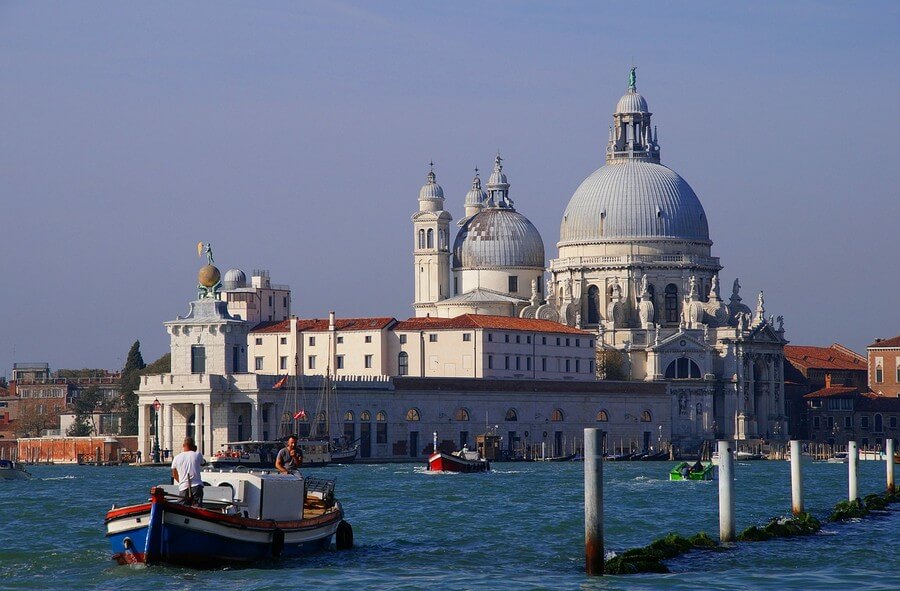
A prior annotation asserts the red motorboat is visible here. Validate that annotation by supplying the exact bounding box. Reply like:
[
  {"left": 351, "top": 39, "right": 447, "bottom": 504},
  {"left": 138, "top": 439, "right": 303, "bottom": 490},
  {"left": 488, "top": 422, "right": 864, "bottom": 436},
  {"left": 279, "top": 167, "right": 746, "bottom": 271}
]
[{"left": 427, "top": 433, "right": 490, "bottom": 473}]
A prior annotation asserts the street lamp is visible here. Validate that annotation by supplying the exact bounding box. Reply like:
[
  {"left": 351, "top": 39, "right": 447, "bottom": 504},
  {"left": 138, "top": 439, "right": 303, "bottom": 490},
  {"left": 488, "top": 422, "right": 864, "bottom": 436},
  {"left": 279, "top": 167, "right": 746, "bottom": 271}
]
[{"left": 152, "top": 398, "right": 161, "bottom": 463}]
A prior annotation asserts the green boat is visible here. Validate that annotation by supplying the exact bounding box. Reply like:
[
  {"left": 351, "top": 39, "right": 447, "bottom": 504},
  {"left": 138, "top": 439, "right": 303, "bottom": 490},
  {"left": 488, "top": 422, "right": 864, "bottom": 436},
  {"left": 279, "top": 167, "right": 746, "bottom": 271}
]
[{"left": 669, "top": 461, "right": 714, "bottom": 481}]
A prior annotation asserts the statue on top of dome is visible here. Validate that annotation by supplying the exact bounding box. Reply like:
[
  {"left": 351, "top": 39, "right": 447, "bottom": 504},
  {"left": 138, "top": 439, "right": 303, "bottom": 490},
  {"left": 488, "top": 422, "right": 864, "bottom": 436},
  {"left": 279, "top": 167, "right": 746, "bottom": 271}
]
[{"left": 628, "top": 66, "right": 636, "bottom": 91}]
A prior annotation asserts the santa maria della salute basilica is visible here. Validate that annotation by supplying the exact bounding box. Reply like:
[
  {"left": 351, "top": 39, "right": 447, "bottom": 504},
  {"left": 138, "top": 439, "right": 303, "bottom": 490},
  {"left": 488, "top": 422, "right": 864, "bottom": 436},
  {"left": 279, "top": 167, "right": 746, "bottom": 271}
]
[
  {"left": 411, "top": 71, "right": 788, "bottom": 444},
  {"left": 137, "top": 71, "right": 788, "bottom": 461}
]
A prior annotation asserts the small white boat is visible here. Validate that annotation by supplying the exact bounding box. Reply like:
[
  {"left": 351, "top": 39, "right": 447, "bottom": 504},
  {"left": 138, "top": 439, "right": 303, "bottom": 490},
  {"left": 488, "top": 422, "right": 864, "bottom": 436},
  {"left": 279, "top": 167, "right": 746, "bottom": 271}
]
[
  {"left": 826, "top": 452, "right": 849, "bottom": 464},
  {"left": 0, "top": 459, "right": 32, "bottom": 480},
  {"left": 209, "top": 440, "right": 331, "bottom": 469}
]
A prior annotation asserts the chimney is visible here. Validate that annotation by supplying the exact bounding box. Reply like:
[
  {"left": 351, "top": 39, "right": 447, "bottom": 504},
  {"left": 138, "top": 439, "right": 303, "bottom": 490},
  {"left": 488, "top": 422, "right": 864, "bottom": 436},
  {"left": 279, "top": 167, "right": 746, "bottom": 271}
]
[
  {"left": 329, "top": 311, "right": 336, "bottom": 331},
  {"left": 824, "top": 373, "right": 832, "bottom": 388}
]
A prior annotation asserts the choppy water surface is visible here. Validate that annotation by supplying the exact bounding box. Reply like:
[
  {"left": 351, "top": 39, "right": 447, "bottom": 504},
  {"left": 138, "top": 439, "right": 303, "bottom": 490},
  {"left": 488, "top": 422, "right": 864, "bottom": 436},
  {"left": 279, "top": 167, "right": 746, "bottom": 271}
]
[{"left": 0, "top": 460, "right": 897, "bottom": 590}]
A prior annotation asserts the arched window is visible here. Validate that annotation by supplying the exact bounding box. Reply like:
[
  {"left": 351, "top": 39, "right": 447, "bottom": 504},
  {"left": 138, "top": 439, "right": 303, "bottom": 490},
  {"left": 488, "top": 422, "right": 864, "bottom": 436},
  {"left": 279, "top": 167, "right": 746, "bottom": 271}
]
[
  {"left": 587, "top": 285, "right": 600, "bottom": 324},
  {"left": 343, "top": 410, "right": 354, "bottom": 421},
  {"left": 665, "top": 284, "right": 678, "bottom": 323},
  {"left": 646, "top": 283, "right": 656, "bottom": 322},
  {"left": 405, "top": 408, "right": 420, "bottom": 421},
  {"left": 376, "top": 411, "right": 386, "bottom": 422},
  {"left": 427, "top": 228, "right": 434, "bottom": 249},
  {"left": 360, "top": 410, "right": 371, "bottom": 422},
  {"left": 505, "top": 408, "right": 518, "bottom": 422},
  {"left": 418, "top": 229, "right": 425, "bottom": 249},
  {"left": 596, "top": 410, "right": 609, "bottom": 422},
  {"left": 665, "top": 358, "right": 702, "bottom": 379},
  {"left": 438, "top": 229, "right": 445, "bottom": 250},
  {"left": 454, "top": 408, "right": 470, "bottom": 421},
  {"left": 640, "top": 410, "right": 652, "bottom": 422},
  {"left": 875, "top": 413, "right": 883, "bottom": 433},
  {"left": 398, "top": 352, "right": 409, "bottom": 376},
  {"left": 551, "top": 409, "right": 564, "bottom": 422}
]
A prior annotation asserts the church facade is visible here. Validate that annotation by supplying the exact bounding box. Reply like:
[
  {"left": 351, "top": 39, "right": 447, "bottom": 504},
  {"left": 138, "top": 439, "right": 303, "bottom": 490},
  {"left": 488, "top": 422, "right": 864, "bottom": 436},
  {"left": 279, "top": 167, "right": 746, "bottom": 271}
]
[{"left": 411, "top": 70, "right": 789, "bottom": 447}]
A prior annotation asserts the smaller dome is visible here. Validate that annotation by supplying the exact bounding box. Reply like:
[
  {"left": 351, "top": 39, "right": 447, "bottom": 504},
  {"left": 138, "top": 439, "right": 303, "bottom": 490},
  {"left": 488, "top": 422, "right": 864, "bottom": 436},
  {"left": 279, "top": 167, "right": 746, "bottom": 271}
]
[
  {"left": 453, "top": 208, "right": 545, "bottom": 269},
  {"left": 465, "top": 174, "right": 487, "bottom": 207},
  {"left": 488, "top": 155, "right": 508, "bottom": 187},
  {"left": 198, "top": 264, "right": 221, "bottom": 288},
  {"left": 615, "top": 90, "right": 649, "bottom": 114},
  {"left": 223, "top": 268, "right": 246, "bottom": 289},
  {"left": 419, "top": 169, "right": 444, "bottom": 200}
]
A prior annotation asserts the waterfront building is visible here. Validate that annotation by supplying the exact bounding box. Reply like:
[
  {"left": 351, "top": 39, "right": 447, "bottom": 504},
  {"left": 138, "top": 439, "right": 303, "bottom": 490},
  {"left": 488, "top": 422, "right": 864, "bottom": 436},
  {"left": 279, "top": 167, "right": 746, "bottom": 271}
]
[
  {"left": 783, "top": 344, "right": 867, "bottom": 438},
  {"left": 868, "top": 334, "right": 900, "bottom": 397},
  {"left": 804, "top": 387, "right": 899, "bottom": 450},
  {"left": 137, "top": 273, "right": 669, "bottom": 460}
]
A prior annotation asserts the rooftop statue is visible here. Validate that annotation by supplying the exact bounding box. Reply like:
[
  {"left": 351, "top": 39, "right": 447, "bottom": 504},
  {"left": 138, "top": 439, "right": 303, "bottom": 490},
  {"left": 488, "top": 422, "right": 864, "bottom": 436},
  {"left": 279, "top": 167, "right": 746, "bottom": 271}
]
[
  {"left": 628, "top": 66, "right": 636, "bottom": 91},
  {"left": 197, "top": 242, "right": 222, "bottom": 299}
]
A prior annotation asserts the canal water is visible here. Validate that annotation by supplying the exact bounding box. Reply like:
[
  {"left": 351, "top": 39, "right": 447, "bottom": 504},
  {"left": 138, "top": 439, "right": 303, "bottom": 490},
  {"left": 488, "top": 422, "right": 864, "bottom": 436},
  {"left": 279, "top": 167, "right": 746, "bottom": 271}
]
[{"left": 0, "top": 460, "right": 896, "bottom": 590}]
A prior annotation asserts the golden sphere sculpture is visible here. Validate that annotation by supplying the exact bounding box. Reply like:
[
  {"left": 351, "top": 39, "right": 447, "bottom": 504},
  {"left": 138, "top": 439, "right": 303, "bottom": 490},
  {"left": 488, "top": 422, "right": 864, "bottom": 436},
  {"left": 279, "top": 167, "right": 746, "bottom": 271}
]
[{"left": 198, "top": 264, "right": 221, "bottom": 288}]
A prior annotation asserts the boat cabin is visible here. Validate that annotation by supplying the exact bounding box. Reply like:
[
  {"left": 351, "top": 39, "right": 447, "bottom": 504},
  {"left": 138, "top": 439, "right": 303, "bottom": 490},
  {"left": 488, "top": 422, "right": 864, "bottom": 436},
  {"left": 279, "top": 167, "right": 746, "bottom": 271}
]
[
  {"left": 475, "top": 434, "right": 502, "bottom": 461},
  {"left": 161, "top": 471, "right": 307, "bottom": 521}
]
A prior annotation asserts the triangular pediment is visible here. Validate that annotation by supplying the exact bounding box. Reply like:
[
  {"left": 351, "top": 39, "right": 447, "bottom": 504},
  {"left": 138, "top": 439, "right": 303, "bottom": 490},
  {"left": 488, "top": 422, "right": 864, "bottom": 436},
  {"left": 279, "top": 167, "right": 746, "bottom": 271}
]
[
  {"left": 746, "top": 322, "right": 785, "bottom": 344},
  {"left": 652, "top": 329, "right": 711, "bottom": 353}
]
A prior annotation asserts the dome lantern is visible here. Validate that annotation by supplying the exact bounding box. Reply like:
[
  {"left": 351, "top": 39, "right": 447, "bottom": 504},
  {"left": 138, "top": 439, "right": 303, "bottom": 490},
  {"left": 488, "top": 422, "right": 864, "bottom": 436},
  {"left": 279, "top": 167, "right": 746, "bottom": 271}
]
[
  {"left": 418, "top": 162, "right": 445, "bottom": 212},
  {"left": 607, "top": 67, "right": 659, "bottom": 164}
]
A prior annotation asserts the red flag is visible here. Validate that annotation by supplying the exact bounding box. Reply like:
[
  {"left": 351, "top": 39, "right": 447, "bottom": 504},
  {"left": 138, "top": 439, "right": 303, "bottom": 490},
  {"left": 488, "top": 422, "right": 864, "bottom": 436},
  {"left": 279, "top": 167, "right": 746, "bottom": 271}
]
[
  {"left": 293, "top": 409, "right": 306, "bottom": 420},
  {"left": 273, "top": 376, "right": 288, "bottom": 389}
]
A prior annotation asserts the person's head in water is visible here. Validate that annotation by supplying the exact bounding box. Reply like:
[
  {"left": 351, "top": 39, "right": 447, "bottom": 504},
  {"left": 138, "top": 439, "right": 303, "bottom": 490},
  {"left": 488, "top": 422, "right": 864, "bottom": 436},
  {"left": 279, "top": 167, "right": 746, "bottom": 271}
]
[{"left": 182, "top": 437, "right": 196, "bottom": 452}]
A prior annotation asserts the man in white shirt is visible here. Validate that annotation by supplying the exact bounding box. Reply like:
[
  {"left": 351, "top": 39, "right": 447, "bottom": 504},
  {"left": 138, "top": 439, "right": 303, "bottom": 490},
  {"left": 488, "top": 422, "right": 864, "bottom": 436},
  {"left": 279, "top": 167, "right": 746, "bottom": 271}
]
[{"left": 171, "top": 437, "right": 204, "bottom": 506}]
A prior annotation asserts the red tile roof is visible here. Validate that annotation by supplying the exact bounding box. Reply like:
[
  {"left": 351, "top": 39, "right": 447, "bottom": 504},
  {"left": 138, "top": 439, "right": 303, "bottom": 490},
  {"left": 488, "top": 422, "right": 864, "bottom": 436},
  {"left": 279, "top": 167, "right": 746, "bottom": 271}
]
[
  {"left": 869, "top": 334, "right": 900, "bottom": 348},
  {"left": 803, "top": 386, "right": 861, "bottom": 399},
  {"left": 784, "top": 344, "right": 866, "bottom": 372},
  {"left": 392, "top": 314, "right": 590, "bottom": 335},
  {"left": 252, "top": 317, "right": 396, "bottom": 333}
]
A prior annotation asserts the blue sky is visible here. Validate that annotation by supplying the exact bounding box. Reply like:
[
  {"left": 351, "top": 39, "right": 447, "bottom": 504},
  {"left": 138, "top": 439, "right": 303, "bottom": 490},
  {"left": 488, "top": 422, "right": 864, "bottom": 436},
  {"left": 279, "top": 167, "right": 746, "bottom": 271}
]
[{"left": 1, "top": 1, "right": 898, "bottom": 373}]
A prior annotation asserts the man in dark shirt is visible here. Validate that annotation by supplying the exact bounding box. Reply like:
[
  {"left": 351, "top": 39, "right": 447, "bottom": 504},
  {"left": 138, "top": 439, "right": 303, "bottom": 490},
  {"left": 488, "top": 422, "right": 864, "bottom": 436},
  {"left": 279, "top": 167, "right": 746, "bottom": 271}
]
[{"left": 275, "top": 435, "right": 304, "bottom": 474}]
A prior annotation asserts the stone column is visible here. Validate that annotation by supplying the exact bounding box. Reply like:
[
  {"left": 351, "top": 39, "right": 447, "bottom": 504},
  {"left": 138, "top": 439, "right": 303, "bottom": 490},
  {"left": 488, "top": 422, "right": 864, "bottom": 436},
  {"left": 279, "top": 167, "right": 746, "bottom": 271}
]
[
  {"left": 194, "top": 403, "right": 204, "bottom": 454},
  {"left": 166, "top": 403, "right": 174, "bottom": 459},
  {"left": 204, "top": 402, "right": 214, "bottom": 455},
  {"left": 138, "top": 403, "right": 148, "bottom": 459},
  {"left": 251, "top": 401, "right": 260, "bottom": 442}
]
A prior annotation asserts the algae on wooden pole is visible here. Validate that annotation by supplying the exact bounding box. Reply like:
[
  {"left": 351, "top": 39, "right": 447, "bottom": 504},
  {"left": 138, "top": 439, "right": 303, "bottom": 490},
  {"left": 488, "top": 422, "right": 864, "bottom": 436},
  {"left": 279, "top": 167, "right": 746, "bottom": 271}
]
[{"left": 584, "top": 428, "right": 604, "bottom": 575}]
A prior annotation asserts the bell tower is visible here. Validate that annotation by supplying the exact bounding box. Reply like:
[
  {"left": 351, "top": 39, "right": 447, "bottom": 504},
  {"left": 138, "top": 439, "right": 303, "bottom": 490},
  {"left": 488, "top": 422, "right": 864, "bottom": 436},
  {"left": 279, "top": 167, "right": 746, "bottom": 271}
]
[{"left": 412, "top": 164, "right": 452, "bottom": 317}]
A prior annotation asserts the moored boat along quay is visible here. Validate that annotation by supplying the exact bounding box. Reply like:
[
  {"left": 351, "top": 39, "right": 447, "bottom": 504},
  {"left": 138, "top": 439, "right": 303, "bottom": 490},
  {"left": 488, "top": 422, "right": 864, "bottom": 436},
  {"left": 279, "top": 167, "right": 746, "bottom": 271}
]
[{"left": 2, "top": 460, "right": 898, "bottom": 590}]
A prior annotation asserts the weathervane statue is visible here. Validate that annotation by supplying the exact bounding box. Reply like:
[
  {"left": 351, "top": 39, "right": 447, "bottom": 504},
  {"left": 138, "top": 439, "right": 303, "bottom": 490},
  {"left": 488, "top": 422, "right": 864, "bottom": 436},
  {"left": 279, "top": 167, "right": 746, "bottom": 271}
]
[{"left": 196, "top": 241, "right": 221, "bottom": 299}]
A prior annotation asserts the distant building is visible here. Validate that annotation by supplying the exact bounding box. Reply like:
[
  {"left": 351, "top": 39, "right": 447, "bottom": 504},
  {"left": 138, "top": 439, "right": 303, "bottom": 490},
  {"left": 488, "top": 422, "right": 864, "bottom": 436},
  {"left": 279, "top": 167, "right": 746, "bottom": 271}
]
[
  {"left": 783, "top": 344, "right": 867, "bottom": 437},
  {"left": 218, "top": 268, "right": 291, "bottom": 324},
  {"left": 868, "top": 334, "right": 900, "bottom": 397},
  {"left": 11, "top": 362, "right": 50, "bottom": 381},
  {"left": 248, "top": 314, "right": 596, "bottom": 381},
  {"left": 804, "top": 387, "right": 899, "bottom": 449}
]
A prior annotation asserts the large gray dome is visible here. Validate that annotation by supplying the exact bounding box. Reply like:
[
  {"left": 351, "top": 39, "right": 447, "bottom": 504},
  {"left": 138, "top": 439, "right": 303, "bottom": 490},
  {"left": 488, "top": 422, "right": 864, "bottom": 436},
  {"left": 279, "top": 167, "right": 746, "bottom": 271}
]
[
  {"left": 453, "top": 208, "right": 545, "bottom": 269},
  {"left": 559, "top": 160, "right": 710, "bottom": 244}
]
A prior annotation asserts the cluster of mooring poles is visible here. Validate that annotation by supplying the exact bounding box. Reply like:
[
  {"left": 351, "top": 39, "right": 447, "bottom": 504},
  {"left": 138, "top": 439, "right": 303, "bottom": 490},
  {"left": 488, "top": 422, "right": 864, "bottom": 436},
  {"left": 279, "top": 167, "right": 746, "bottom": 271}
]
[{"left": 583, "top": 430, "right": 898, "bottom": 576}]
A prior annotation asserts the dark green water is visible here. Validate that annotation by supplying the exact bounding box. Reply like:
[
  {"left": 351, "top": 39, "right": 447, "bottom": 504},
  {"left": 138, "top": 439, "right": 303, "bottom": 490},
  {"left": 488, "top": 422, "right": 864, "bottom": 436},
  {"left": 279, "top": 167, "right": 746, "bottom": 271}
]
[{"left": 0, "top": 460, "right": 896, "bottom": 590}]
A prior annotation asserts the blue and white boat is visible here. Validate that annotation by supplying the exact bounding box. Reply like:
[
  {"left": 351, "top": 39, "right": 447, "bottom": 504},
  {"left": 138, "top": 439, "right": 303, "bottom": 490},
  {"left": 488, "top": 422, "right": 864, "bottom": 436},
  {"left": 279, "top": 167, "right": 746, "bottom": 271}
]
[{"left": 105, "top": 469, "right": 352, "bottom": 567}]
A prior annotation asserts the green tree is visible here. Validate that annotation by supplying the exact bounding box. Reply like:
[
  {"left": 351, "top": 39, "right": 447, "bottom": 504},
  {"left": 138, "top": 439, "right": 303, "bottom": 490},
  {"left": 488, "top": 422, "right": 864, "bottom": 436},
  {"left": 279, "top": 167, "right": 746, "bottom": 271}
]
[
  {"left": 67, "top": 385, "right": 104, "bottom": 436},
  {"left": 119, "top": 340, "right": 146, "bottom": 435},
  {"left": 57, "top": 369, "right": 107, "bottom": 379},
  {"left": 142, "top": 353, "right": 171, "bottom": 375}
]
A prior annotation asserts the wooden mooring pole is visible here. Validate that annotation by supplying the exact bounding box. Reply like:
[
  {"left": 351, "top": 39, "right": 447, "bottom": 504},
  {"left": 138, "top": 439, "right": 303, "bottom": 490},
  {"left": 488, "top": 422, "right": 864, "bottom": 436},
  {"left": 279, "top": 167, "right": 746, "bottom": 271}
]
[
  {"left": 848, "top": 440, "right": 859, "bottom": 501},
  {"left": 886, "top": 439, "right": 895, "bottom": 494},
  {"left": 584, "top": 428, "right": 604, "bottom": 575},
  {"left": 718, "top": 440, "right": 735, "bottom": 542},
  {"left": 790, "top": 439, "right": 804, "bottom": 515}
]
